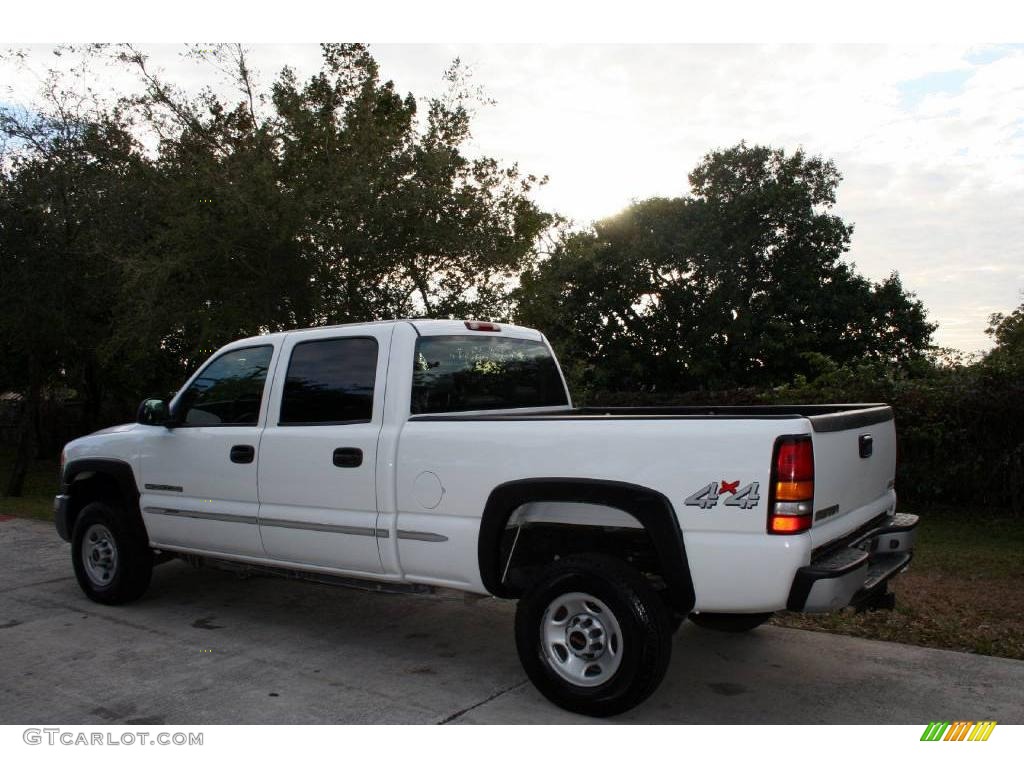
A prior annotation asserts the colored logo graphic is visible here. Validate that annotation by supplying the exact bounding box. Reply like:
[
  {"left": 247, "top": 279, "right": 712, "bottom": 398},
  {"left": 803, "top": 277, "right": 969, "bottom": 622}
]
[{"left": 920, "top": 721, "right": 997, "bottom": 741}]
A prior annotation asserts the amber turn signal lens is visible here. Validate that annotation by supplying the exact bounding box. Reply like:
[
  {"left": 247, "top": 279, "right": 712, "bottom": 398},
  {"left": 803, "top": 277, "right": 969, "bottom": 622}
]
[{"left": 774, "top": 480, "right": 814, "bottom": 501}]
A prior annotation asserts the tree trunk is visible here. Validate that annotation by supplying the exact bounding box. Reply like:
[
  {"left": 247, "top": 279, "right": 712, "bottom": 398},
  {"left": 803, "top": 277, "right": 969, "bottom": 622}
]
[{"left": 5, "top": 378, "right": 42, "bottom": 498}]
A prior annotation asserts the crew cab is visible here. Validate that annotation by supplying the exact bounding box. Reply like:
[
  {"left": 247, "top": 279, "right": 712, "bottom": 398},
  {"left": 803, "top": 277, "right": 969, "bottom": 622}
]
[{"left": 55, "top": 319, "right": 918, "bottom": 716}]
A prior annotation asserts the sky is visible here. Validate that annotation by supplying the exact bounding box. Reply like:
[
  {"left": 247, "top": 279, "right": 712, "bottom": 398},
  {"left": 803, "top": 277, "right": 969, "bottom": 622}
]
[{"left": 3, "top": 43, "right": 1023, "bottom": 353}]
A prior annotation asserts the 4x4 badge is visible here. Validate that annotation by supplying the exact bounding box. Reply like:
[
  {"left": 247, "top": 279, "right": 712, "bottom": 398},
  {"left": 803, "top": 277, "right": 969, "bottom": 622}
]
[{"left": 685, "top": 481, "right": 760, "bottom": 510}]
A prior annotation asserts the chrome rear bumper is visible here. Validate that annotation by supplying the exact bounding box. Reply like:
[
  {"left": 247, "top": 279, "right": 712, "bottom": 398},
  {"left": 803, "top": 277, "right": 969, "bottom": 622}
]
[{"left": 787, "top": 512, "right": 918, "bottom": 612}]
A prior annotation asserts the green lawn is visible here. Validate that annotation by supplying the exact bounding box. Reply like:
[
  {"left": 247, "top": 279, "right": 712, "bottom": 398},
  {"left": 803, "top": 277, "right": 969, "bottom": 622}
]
[
  {"left": 772, "top": 503, "right": 1024, "bottom": 660},
  {"left": 2, "top": 450, "right": 1022, "bottom": 659}
]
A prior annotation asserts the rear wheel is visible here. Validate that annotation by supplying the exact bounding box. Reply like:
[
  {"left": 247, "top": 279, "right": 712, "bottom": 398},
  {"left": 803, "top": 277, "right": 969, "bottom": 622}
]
[
  {"left": 689, "top": 612, "right": 773, "bottom": 632},
  {"left": 669, "top": 612, "right": 686, "bottom": 633},
  {"left": 514, "top": 554, "right": 673, "bottom": 717},
  {"left": 72, "top": 501, "right": 153, "bottom": 605}
]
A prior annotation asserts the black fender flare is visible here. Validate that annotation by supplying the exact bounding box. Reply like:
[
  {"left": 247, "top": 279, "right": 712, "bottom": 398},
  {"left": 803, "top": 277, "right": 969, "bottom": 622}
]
[
  {"left": 59, "top": 458, "right": 144, "bottom": 541},
  {"left": 478, "top": 478, "right": 696, "bottom": 614}
]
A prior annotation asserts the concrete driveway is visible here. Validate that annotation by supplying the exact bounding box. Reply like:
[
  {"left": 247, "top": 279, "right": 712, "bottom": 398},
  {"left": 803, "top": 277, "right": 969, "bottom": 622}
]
[{"left": 1, "top": 516, "right": 1022, "bottom": 724}]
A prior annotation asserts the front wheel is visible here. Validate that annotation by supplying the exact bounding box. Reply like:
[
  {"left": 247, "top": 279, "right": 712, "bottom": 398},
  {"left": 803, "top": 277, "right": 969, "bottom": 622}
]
[
  {"left": 71, "top": 501, "right": 153, "bottom": 605},
  {"left": 514, "top": 554, "right": 673, "bottom": 717}
]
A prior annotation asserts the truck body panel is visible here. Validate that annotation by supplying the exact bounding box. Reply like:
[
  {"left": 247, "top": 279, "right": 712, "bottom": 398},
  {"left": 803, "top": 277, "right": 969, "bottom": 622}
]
[{"left": 58, "top": 319, "right": 907, "bottom": 614}]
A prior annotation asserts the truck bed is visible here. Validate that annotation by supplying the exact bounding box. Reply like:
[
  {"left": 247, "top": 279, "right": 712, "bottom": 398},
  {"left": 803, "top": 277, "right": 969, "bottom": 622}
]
[{"left": 409, "top": 403, "right": 894, "bottom": 433}]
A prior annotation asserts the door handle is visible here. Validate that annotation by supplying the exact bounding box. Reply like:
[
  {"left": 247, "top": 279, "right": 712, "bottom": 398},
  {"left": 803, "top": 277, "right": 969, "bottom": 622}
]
[
  {"left": 230, "top": 445, "right": 255, "bottom": 464},
  {"left": 858, "top": 434, "right": 874, "bottom": 459},
  {"left": 333, "top": 447, "right": 363, "bottom": 468}
]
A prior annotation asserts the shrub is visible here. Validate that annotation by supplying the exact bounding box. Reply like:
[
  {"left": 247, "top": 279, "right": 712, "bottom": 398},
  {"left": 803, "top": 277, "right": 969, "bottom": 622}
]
[{"left": 583, "top": 359, "right": 1024, "bottom": 515}]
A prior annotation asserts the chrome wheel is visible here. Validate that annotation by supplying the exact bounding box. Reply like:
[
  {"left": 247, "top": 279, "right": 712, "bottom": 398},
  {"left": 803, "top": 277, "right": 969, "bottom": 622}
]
[
  {"left": 540, "top": 591, "right": 623, "bottom": 687},
  {"left": 81, "top": 523, "right": 118, "bottom": 587}
]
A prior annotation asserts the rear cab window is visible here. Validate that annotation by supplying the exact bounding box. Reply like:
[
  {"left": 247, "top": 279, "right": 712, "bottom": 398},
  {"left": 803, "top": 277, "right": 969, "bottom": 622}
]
[{"left": 411, "top": 335, "right": 568, "bottom": 414}]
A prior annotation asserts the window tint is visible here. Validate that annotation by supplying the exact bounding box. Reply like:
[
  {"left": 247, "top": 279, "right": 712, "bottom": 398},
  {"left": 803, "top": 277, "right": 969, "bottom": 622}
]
[
  {"left": 280, "top": 337, "right": 378, "bottom": 425},
  {"left": 178, "top": 345, "right": 273, "bottom": 426},
  {"left": 411, "top": 335, "right": 568, "bottom": 414}
]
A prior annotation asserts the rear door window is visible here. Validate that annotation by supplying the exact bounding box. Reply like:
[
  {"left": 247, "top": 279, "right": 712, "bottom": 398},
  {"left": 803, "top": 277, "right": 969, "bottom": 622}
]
[{"left": 279, "top": 337, "right": 378, "bottom": 425}]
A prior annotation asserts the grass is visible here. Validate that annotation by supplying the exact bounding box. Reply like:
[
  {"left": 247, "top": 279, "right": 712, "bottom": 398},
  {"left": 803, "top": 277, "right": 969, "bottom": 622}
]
[
  {"left": 2, "top": 449, "right": 1022, "bottom": 659},
  {"left": 0, "top": 447, "right": 58, "bottom": 521},
  {"left": 772, "top": 503, "right": 1024, "bottom": 660}
]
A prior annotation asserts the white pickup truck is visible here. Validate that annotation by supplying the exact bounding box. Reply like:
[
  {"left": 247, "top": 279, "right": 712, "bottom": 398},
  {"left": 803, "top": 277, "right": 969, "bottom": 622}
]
[{"left": 55, "top": 319, "right": 918, "bottom": 716}]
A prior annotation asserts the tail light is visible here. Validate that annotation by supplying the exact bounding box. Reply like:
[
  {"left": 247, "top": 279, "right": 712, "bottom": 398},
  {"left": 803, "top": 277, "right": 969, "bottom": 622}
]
[{"left": 768, "top": 435, "right": 814, "bottom": 534}]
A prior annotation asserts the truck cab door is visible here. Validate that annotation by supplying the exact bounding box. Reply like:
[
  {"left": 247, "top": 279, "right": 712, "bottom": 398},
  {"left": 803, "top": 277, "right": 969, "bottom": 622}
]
[
  {"left": 139, "top": 343, "right": 277, "bottom": 557},
  {"left": 256, "top": 325, "right": 391, "bottom": 574}
]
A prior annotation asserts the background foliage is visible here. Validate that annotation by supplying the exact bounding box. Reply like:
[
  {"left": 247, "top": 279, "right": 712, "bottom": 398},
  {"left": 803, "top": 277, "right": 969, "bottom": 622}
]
[{"left": 1, "top": 44, "right": 1020, "bottom": 513}]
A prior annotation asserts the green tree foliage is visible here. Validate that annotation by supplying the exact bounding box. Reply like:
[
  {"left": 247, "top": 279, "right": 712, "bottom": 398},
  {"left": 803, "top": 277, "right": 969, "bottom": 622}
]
[
  {"left": 985, "top": 301, "right": 1024, "bottom": 370},
  {"left": 767, "top": 354, "right": 1023, "bottom": 516},
  {"left": 109, "top": 43, "right": 551, "bottom": 373},
  {"left": 0, "top": 83, "right": 155, "bottom": 492},
  {"left": 518, "top": 143, "right": 935, "bottom": 392},
  {"left": 0, "top": 43, "right": 552, "bottom": 494}
]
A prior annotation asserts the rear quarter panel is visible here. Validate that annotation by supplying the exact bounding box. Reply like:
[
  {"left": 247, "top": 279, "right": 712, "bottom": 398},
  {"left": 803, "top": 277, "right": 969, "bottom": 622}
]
[{"left": 391, "top": 416, "right": 813, "bottom": 607}]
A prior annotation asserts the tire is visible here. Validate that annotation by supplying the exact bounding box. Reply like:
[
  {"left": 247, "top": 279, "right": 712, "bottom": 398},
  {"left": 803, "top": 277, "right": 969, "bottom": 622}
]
[
  {"left": 71, "top": 501, "right": 153, "bottom": 605},
  {"left": 515, "top": 553, "right": 673, "bottom": 717},
  {"left": 688, "top": 612, "right": 773, "bottom": 633},
  {"left": 669, "top": 612, "right": 686, "bottom": 633}
]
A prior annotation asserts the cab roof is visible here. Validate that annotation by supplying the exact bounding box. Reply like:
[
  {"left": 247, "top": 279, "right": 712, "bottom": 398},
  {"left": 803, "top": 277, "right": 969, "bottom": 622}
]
[{"left": 229, "top": 319, "right": 544, "bottom": 347}]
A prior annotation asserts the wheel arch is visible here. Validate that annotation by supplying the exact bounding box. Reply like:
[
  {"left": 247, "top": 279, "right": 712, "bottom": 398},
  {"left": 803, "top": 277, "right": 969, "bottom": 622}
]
[
  {"left": 60, "top": 458, "right": 146, "bottom": 542},
  {"left": 478, "top": 478, "right": 696, "bottom": 614}
]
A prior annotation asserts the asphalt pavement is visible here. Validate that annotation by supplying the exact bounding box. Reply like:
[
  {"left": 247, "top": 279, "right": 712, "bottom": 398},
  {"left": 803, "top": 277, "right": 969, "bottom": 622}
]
[{"left": 1, "top": 516, "right": 1022, "bottom": 724}]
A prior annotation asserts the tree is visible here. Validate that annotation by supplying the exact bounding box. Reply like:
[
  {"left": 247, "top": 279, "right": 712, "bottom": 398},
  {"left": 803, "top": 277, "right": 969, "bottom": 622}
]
[
  {"left": 108, "top": 43, "right": 553, "bottom": 370},
  {"left": 518, "top": 143, "right": 935, "bottom": 393},
  {"left": 0, "top": 88, "right": 153, "bottom": 493},
  {"left": 985, "top": 300, "right": 1024, "bottom": 370},
  {"left": 270, "top": 46, "right": 552, "bottom": 323},
  {"left": 1, "top": 43, "right": 555, "bottom": 493}
]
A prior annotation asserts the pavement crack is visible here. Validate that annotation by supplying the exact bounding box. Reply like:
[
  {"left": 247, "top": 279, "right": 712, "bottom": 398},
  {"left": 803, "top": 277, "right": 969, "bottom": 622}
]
[
  {"left": 437, "top": 679, "right": 528, "bottom": 724},
  {"left": 0, "top": 576, "right": 75, "bottom": 595},
  {"left": 8, "top": 595, "right": 171, "bottom": 638}
]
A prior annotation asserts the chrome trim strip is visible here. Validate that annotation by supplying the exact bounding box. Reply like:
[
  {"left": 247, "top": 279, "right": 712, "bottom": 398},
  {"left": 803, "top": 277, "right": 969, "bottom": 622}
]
[
  {"left": 143, "top": 507, "right": 258, "bottom": 525},
  {"left": 396, "top": 529, "right": 449, "bottom": 543},
  {"left": 259, "top": 518, "right": 378, "bottom": 537},
  {"left": 144, "top": 483, "right": 184, "bottom": 493},
  {"left": 815, "top": 504, "right": 840, "bottom": 522},
  {"left": 145, "top": 507, "right": 396, "bottom": 539}
]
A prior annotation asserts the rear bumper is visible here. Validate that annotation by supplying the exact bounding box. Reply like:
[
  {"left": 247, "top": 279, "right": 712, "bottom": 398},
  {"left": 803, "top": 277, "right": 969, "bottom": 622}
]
[
  {"left": 787, "top": 512, "right": 918, "bottom": 612},
  {"left": 54, "top": 494, "right": 72, "bottom": 541}
]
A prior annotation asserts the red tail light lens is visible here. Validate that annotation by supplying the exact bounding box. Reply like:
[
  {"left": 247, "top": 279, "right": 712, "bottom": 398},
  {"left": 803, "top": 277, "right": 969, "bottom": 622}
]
[
  {"left": 768, "top": 435, "right": 814, "bottom": 534},
  {"left": 769, "top": 515, "right": 809, "bottom": 533}
]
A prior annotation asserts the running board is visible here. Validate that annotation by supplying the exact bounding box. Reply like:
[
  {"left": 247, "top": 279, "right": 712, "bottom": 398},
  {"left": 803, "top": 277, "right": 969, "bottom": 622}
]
[{"left": 170, "top": 552, "right": 436, "bottom": 596}]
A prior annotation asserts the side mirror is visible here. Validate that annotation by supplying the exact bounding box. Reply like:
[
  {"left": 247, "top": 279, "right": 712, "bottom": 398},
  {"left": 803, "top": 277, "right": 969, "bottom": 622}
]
[{"left": 136, "top": 398, "right": 172, "bottom": 427}]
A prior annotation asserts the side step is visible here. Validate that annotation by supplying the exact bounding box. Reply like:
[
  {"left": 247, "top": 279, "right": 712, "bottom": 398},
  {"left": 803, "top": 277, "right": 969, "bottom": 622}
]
[
  {"left": 787, "top": 547, "right": 869, "bottom": 612},
  {"left": 850, "top": 512, "right": 919, "bottom": 554},
  {"left": 169, "top": 552, "right": 436, "bottom": 596},
  {"left": 850, "top": 551, "right": 913, "bottom": 608}
]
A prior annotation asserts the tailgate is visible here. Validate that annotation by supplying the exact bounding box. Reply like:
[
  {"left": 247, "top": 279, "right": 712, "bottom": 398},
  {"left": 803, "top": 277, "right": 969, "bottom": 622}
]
[{"left": 806, "top": 406, "right": 897, "bottom": 549}]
